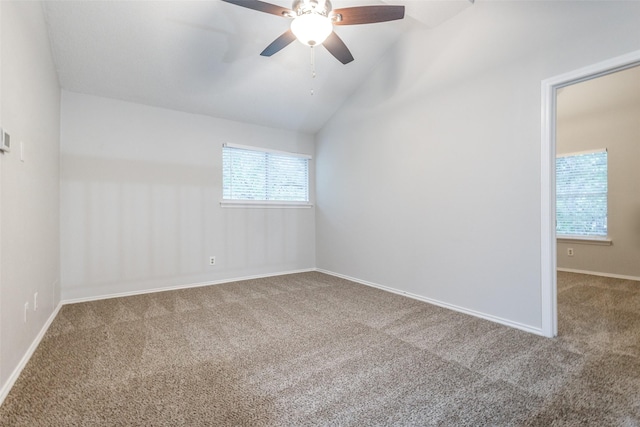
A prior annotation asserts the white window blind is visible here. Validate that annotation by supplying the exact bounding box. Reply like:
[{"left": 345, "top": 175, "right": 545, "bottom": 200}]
[
  {"left": 556, "top": 149, "right": 607, "bottom": 236},
  {"left": 222, "top": 143, "right": 310, "bottom": 203}
]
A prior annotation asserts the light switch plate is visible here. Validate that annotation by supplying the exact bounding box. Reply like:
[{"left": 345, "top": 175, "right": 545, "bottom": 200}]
[{"left": 0, "top": 128, "right": 10, "bottom": 152}]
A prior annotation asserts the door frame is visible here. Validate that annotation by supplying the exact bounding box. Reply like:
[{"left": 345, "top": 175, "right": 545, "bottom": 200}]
[{"left": 540, "top": 49, "right": 640, "bottom": 337}]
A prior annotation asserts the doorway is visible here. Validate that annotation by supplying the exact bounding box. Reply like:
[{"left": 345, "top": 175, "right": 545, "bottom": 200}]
[{"left": 540, "top": 49, "right": 640, "bottom": 338}]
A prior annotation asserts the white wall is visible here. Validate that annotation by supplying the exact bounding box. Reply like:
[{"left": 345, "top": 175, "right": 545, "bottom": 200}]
[
  {"left": 316, "top": 1, "right": 640, "bottom": 332},
  {"left": 0, "top": 1, "right": 61, "bottom": 390},
  {"left": 557, "top": 67, "right": 640, "bottom": 278},
  {"left": 60, "top": 92, "right": 315, "bottom": 301}
]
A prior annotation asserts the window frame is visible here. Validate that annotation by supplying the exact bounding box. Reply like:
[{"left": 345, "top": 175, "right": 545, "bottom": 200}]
[{"left": 220, "top": 143, "right": 313, "bottom": 209}]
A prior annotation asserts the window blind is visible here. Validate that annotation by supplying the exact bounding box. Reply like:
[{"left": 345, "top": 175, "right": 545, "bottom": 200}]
[
  {"left": 556, "top": 149, "right": 607, "bottom": 236},
  {"left": 222, "top": 144, "right": 310, "bottom": 203}
]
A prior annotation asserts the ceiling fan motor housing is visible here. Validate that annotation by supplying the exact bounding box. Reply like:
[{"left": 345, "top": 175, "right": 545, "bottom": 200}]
[{"left": 292, "top": 0, "right": 333, "bottom": 17}]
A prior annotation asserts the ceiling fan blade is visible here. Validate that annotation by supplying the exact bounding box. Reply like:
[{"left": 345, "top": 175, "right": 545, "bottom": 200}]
[
  {"left": 221, "top": 0, "right": 294, "bottom": 18},
  {"left": 332, "top": 5, "right": 405, "bottom": 25},
  {"left": 261, "top": 30, "right": 297, "bottom": 57},
  {"left": 323, "top": 32, "right": 354, "bottom": 64}
]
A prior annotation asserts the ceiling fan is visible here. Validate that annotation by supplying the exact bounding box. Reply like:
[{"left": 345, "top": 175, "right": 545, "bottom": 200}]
[{"left": 221, "top": 0, "right": 405, "bottom": 64}]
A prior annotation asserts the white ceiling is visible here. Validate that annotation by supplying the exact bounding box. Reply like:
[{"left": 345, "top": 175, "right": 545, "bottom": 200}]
[{"left": 42, "top": 0, "right": 473, "bottom": 133}]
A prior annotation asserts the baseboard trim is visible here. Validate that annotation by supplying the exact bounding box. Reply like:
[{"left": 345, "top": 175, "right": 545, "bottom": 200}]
[
  {"left": 557, "top": 268, "right": 640, "bottom": 282},
  {"left": 316, "top": 269, "right": 545, "bottom": 337},
  {"left": 62, "top": 268, "right": 317, "bottom": 305},
  {"left": 0, "top": 301, "right": 63, "bottom": 406}
]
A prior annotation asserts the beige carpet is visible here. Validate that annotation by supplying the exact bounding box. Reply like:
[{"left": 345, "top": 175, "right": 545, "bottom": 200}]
[{"left": 0, "top": 271, "right": 639, "bottom": 426}]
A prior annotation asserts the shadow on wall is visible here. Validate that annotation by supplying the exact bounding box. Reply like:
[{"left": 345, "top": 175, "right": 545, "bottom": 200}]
[{"left": 60, "top": 155, "right": 309, "bottom": 297}]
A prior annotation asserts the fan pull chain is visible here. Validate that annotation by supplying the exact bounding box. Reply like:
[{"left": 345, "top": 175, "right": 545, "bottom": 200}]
[{"left": 310, "top": 46, "right": 316, "bottom": 96}]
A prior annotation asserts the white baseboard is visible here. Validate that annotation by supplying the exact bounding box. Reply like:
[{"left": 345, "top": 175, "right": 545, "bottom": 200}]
[
  {"left": 557, "top": 268, "right": 640, "bottom": 282},
  {"left": 0, "top": 301, "right": 63, "bottom": 406},
  {"left": 316, "top": 269, "right": 545, "bottom": 337},
  {"left": 62, "top": 268, "right": 317, "bottom": 305}
]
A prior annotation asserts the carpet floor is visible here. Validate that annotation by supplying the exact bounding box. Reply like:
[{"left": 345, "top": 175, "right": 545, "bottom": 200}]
[{"left": 0, "top": 271, "right": 639, "bottom": 426}]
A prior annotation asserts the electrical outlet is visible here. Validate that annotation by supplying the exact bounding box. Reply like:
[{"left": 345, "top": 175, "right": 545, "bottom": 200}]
[
  {"left": 24, "top": 302, "right": 29, "bottom": 323},
  {"left": 567, "top": 248, "right": 574, "bottom": 256},
  {"left": 209, "top": 256, "right": 216, "bottom": 266},
  {"left": 34, "top": 292, "right": 38, "bottom": 311}
]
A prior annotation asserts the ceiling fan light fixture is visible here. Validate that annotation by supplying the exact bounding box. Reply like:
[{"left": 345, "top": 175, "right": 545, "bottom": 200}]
[{"left": 291, "top": 13, "right": 332, "bottom": 46}]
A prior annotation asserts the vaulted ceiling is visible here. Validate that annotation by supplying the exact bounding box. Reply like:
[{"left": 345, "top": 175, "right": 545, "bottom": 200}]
[{"left": 42, "top": 0, "right": 473, "bottom": 133}]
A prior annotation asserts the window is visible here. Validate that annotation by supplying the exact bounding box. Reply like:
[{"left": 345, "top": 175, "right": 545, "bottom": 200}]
[
  {"left": 222, "top": 143, "right": 310, "bottom": 206},
  {"left": 556, "top": 149, "right": 607, "bottom": 237}
]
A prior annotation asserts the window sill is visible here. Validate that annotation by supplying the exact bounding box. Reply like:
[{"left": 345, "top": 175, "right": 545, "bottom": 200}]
[
  {"left": 220, "top": 200, "right": 313, "bottom": 209},
  {"left": 557, "top": 235, "right": 612, "bottom": 246}
]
